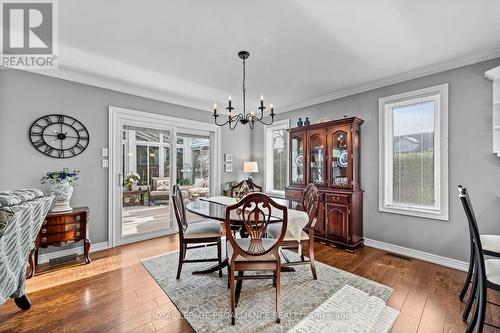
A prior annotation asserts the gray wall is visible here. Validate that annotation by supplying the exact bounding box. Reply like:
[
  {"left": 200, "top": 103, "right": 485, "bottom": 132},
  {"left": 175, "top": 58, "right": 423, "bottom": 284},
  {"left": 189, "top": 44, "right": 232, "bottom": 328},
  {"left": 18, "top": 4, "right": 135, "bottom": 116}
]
[
  {"left": 0, "top": 69, "right": 250, "bottom": 248},
  {"left": 251, "top": 58, "right": 500, "bottom": 262}
]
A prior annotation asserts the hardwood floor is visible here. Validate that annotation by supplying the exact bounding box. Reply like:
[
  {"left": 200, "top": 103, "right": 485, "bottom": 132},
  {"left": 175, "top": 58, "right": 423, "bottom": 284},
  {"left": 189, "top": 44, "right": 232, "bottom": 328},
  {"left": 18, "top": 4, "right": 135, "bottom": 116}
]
[{"left": 0, "top": 235, "right": 496, "bottom": 332}]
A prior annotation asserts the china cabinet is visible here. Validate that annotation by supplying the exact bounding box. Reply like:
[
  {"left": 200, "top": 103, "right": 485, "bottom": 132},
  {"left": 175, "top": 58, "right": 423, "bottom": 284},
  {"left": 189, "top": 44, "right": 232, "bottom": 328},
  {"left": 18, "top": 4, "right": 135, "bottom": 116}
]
[{"left": 285, "top": 117, "right": 364, "bottom": 251}]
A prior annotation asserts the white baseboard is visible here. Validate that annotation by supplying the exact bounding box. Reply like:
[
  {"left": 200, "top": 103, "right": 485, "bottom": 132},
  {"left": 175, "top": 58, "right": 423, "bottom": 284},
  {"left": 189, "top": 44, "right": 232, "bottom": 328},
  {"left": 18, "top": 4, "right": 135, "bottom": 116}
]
[
  {"left": 364, "top": 238, "right": 469, "bottom": 272},
  {"left": 37, "top": 241, "right": 109, "bottom": 264}
]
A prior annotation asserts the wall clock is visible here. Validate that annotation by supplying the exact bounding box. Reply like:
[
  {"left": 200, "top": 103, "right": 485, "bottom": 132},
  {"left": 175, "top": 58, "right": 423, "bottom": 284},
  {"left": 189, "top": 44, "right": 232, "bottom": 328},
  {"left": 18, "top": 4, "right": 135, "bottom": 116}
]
[{"left": 29, "top": 114, "right": 90, "bottom": 158}]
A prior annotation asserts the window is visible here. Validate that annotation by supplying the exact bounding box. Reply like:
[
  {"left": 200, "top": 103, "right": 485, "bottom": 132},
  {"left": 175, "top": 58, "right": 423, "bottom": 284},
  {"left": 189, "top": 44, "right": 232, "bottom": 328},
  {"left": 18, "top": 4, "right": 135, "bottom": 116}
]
[
  {"left": 379, "top": 84, "right": 449, "bottom": 220},
  {"left": 264, "top": 120, "right": 289, "bottom": 195}
]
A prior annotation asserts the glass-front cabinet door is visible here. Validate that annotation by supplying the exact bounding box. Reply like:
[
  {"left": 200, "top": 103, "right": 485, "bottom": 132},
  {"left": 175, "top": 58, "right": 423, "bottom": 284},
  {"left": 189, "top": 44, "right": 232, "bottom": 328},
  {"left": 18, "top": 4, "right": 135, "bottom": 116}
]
[
  {"left": 308, "top": 130, "right": 326, "bottom": 186},
  {"left": 328, "top": 127, "right": 351, "bottom": 188},
  {"left": 290, "top": 133, "right": 306, "bottom": 185}
]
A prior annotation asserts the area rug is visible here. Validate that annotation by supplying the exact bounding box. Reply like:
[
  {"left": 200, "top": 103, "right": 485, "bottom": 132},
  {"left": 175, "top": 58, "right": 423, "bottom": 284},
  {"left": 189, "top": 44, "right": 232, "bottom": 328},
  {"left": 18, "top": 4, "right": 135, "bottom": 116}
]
[{"left": 142, "top": 247, "right": 398, "bottom": 333}]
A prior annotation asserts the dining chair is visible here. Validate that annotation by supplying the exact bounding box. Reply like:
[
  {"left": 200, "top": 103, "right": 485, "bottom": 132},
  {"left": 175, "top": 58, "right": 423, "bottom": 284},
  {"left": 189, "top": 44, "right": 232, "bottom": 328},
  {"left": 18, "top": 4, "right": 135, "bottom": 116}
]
[
  {"left": 267, "top": 183, "right": 320, "bottom": 279},
  {"left": 230, "top": 180, "right": 262, "bottom": 199},
  {"left": 458, "top": 185, "right": 500, "bottom": 332},
  {"left": 172, "top": 184, "right": 223, "bottom": 279},
  {"left": 460, "top": 234, "right": 500, "bottom": 302},
  {"left": 224, "top": 193, "right": 288, "bottom": 325}
]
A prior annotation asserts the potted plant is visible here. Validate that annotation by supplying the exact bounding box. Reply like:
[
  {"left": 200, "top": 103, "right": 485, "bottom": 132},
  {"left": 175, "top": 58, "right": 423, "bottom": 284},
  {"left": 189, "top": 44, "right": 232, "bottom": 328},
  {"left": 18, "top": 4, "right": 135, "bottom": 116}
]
[
  {"left": 41, "top": 168, "right": 79, "bottom": 212},
  {"left": 124, "top": 172, "right": 140, "bottom": 191},
  {"left": 178, "top": 178, "right": 192, "bottom": 186}
]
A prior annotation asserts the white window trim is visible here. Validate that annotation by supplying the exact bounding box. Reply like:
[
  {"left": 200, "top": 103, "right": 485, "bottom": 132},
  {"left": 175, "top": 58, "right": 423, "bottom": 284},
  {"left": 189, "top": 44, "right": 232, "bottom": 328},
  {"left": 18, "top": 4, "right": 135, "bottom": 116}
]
[
  {"left": 378, "top": 83, "right": 449, "bottom": 221},
  {"left": 263, "top": 119, "right": 290, "bottom": 197}
]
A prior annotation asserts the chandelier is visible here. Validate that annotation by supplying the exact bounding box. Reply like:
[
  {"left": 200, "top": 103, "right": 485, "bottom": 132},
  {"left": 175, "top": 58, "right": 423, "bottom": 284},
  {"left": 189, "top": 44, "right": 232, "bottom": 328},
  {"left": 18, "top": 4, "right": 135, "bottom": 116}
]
[{"left": 213, "top": 51, "right": 275, "bottom": 130}]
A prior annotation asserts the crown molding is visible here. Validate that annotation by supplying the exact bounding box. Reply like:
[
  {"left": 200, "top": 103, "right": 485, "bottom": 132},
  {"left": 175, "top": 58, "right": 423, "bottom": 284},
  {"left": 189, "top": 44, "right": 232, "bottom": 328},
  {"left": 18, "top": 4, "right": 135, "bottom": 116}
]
[
  {"left": 485, "top": 65, "right": 500, "bottom": 81},
  {"left": 279, "top": 48, "right": 500, "bottom": 113},
  {"left": 17, "top": 66, "right": 212, "bottom": 112},
  {"left": 14, "top": 48, "right": 500, "bottom": 115}
]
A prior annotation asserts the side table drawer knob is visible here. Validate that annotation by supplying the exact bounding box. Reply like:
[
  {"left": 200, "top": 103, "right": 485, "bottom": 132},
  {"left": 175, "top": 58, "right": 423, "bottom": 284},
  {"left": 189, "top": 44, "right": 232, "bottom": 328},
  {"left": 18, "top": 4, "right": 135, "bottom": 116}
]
[
  {"left": 76, "top": 231, "right": 80, "bottom": 237},
  {"left": 41, "top": 229, "right": 47, "bottom": 234},
  {"left": 42, "top": 220, "right": 47, "bottom": 225},
  {"left": 41, "top": 237, "right": 47, "bottom": 243},
  {"left": 75, "top": 216, "right": 81, "bottom": 221},
  {"left": 76, "top": 223, "right": 81, "bottom": 229}
]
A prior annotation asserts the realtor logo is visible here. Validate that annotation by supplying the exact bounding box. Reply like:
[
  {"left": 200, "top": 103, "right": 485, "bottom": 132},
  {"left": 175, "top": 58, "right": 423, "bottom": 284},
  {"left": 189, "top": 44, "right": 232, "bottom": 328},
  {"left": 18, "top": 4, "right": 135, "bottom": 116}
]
[{"left": 1, "top": 0, "right": 58, "bottom": 68}]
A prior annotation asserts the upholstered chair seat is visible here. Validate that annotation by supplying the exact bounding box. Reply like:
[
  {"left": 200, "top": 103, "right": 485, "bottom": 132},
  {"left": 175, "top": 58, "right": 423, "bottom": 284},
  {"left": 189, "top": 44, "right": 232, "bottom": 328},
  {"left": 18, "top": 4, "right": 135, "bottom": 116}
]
[
  {"left": 184, "top": 221, "right": 222, "bottom": 239},
  {"left": 485, "top": 259, "right": 500, "bottom": 286},
  {"left": 480, "top": 235, "right": 500, "bottom": 255},
  {"left": 267, "top": 223, "right": 309, "bottom": 242},
  {"left": 227, "top": 238, "right": 279, "bottom": 262}
]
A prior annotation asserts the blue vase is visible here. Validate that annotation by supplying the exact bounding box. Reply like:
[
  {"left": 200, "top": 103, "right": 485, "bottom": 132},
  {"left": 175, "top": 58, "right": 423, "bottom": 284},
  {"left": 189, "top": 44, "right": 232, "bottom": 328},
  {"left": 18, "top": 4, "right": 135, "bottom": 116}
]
[
  {"left": 304, "top": 117, "right": 310, "bottom": 126},
  {"left": 297, "top": 118, "right": 303, "bottom": 127}
]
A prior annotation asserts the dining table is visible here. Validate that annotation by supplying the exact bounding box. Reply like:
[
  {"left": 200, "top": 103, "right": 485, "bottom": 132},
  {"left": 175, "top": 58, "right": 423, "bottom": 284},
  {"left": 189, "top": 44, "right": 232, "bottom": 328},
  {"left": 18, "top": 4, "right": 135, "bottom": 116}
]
[{"left": 186, "top": 195, "right": 307, "bottom": 275}]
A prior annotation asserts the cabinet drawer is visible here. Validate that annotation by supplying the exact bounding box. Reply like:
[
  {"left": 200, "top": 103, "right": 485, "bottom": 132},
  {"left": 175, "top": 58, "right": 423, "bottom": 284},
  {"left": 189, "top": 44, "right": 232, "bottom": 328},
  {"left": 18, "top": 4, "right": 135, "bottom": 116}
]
[
  {"left": 38, "top": 230, "right": 80, "bottom": 245},
  {"left": 326, "top": 193, "right": 349, "bottom": 205},
  {"left": 285, "top": 189, "right": 303, "bottom": 201},
  {"left": 41, "top": 222, "right": 81, "bottom": 234},
  {"left": 47, "top": 213, "right": 85, "bottom": 225}
]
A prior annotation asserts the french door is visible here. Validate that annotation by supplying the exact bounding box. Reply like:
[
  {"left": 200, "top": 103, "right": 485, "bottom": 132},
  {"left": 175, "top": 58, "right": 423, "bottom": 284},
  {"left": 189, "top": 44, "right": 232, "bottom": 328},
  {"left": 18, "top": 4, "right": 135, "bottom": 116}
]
[{"left": 109, "top": 107, "right": 221, "bottom": 246}]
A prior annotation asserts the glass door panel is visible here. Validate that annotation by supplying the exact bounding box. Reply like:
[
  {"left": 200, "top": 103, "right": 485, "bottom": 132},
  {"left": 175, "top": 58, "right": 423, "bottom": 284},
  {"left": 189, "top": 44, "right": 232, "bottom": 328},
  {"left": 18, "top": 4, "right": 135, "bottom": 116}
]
[
  {"left": 309, "top": 132, "right": 325, "bottom": 185},
  {"left": 330, "top": 130, "right": 349, "bottom": 187},
  {"left": 290, "top": 135, "right": 305, "bottom": 184},
  {"left": 176, "top": 132, "right": 211, "bottom": 223},
  {"left": 121, "top": 125, "right": 173, "bottom": 239}
]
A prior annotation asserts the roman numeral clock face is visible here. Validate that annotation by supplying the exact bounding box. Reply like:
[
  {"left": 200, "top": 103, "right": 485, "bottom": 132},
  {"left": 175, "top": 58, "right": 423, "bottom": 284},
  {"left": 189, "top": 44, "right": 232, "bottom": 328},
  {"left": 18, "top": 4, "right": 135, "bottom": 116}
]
[{"left": 29, "top": 114, "right": 90, "bottom": 158}]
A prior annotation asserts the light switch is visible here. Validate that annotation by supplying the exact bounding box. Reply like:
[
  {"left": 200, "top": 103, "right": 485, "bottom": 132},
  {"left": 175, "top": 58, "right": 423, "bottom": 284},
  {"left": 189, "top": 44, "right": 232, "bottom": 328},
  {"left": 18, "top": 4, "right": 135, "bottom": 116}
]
[
  {"left": 102, "top": 159, "right": 109, "bottom": 168},
  {"left": 101, "top": 148, "right": 109, "bottom": 157}
]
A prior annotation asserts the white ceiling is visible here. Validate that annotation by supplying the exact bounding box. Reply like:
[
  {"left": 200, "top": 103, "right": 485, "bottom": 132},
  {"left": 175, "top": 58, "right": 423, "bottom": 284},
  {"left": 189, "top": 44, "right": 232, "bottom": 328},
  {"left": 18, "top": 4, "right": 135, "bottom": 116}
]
[{"left": 46, "top": 0, "right": 500, "bottom": 112}]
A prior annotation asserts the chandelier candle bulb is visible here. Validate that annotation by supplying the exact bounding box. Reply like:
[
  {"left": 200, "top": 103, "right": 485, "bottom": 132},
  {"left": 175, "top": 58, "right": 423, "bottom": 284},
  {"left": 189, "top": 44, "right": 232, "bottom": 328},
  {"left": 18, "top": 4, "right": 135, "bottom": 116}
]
[
  {"left": 213, "top": 103, "right": 217, "bottom": 115},
  {"left": 228, "top": 95, "right": 232, "bottom": 107}
]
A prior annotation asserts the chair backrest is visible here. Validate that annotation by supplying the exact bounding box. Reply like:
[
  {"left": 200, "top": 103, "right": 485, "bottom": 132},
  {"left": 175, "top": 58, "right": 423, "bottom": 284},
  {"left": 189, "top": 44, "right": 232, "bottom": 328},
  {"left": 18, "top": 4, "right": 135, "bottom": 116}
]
[
  {"left": 302, "top": 183, "right": 320, "bottom": 233},
  {"left": 458, "top": 185, "right": 486, "bottom": 283},
  {"left": 225, "top": 193, "right": 287, "bottom": 258},
  {"left": 230, "top": 180, "right": 263, "bottom": 199},
  {"left": 172, "top": 184, "right": 188, "bottom": 233}
]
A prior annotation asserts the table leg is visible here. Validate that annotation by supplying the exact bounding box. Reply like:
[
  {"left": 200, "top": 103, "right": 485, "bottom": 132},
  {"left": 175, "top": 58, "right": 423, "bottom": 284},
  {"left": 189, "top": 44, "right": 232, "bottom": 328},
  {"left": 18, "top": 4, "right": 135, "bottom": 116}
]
[
  {"left": 279, "top": 249, "right": 296, "bottom": 272},
  {"left": 192, "top": 258, "right": 228, "bottom": 274},
  {"left": 27, "top": 249, "right": 35, "bottom": 279},
  {"left": 84, "top": 238, "right": 91, "bottom": 264}
]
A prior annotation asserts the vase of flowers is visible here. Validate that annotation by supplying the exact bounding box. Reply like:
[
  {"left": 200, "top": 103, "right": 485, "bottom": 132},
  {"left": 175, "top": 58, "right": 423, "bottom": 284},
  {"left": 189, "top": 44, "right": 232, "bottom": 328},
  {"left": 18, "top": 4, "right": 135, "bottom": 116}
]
[
  {"left": 124, "top": 172, "right": 140, "bottom": 191},
  {"left": 41, "top": 168, "right": 80, "bottom": 212}
]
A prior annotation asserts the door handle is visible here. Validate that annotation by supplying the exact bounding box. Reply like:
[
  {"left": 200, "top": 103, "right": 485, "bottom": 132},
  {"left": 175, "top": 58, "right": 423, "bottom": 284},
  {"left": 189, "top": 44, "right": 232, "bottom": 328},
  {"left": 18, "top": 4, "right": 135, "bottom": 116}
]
[{"left": 118, "top": 173, "right": 123, "bottom": 187}]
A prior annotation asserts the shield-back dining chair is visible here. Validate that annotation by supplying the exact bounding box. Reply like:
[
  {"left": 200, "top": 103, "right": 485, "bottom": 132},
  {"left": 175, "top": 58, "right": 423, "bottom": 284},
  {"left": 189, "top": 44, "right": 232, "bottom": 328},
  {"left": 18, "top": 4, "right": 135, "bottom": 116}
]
[
  {"left": 172, "top": 184, "right": 223, "bottom": 279},
  {"left": 267, "top": 183, "right": 320, "bottom": 279},
  {"left": 230, "top": 180, "right": 262, "bottom": 199},
  {"left": 224, "top": 193, "right": 288, "bottom": 325}
]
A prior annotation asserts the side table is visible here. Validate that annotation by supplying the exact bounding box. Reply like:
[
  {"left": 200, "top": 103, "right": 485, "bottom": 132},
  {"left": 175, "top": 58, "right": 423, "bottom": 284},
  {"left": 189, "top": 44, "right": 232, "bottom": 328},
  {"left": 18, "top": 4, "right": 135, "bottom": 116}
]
[{"left": 28, "top": 206, "right": 91, "bottom": 278}]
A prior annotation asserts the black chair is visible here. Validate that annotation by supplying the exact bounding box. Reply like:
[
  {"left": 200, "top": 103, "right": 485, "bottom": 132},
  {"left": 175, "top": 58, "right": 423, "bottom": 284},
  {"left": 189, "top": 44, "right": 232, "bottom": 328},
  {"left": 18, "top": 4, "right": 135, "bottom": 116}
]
[
  {"left": 458, "top": 185, "right": 500, "bottom": 332},
  {"left": 461, "top": 238, "right": 500, "bottom": 296},
  {"left": 172, "top": 184, "right": 223, "bottom": 279}
]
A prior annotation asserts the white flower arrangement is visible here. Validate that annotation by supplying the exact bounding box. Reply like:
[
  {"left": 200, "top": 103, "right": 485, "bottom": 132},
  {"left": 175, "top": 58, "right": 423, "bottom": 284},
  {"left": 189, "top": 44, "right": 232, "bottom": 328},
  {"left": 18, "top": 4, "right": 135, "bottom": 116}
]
[{"left": 124, "top": 171, "right": 140, "bottom": 186}]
